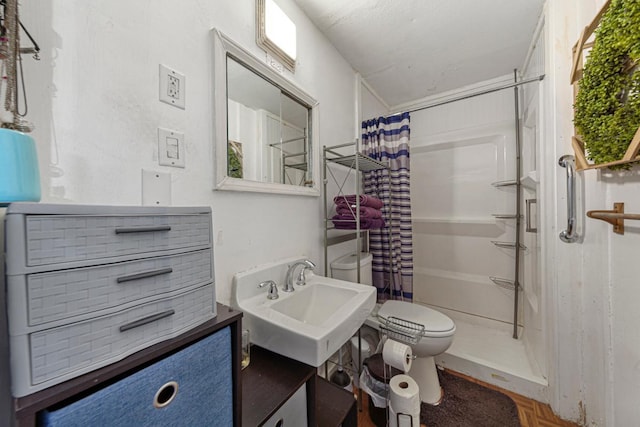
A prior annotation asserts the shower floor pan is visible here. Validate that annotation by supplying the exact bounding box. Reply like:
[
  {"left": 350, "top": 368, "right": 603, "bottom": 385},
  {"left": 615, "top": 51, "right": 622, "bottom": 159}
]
[{"left": 435, "top": 316, "right": 548, "bottom": 403}]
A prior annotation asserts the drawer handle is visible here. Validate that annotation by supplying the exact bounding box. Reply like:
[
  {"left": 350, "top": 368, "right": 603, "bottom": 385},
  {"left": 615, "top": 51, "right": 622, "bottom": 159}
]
[
  {"left": 119, "top": 309, "right": 175, "bottom": 332},
  {"left": 154, "top": 381, "right": 179, "bottom": 409},
  {"left": 114, "top": 225, "right": 172, "bottom": 234},
  {"left": 117, "top": 268, "right": 173, "bottom": 283}
]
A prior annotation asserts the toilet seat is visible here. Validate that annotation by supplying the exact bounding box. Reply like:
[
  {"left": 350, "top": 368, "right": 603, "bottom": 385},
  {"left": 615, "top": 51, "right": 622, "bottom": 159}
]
[{"left": 377, "top": 300, "right": 455, "bottom": 338}]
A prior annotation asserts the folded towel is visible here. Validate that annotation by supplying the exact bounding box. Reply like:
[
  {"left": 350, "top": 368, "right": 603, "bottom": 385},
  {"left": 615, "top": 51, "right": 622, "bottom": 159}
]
[
  {"left": 336, "top": 204, "right": 383, "bottom": 219},
  {"left": 331, "top": 215, "right": 385, "bottom": 230},
  {"left": 333, "top": 194, "right": 384, "bottom": 209}
]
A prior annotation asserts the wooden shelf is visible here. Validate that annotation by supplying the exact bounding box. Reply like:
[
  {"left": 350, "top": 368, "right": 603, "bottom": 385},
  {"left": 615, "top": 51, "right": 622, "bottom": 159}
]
[
  {"left": 316, "top": 377, "right": 357, "bottom": 427},
  {"left": 241, "top": 346, "right": 316, "bottom": 427},
  {"left": 242, "top": 346, "right": 356, "bottom": 427},
  {"left": 572, "top": 134, "right": 640, "bottom": 171}
]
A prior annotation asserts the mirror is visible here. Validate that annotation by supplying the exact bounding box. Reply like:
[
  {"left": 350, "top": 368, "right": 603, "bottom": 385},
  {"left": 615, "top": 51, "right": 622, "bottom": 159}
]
[{"left": 212, "top": 29, "right": 319, "bottom": 196}]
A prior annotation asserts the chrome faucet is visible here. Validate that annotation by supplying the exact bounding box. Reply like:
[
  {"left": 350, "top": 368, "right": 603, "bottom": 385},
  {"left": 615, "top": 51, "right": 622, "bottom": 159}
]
[
  {"left": 283, "top": 259, "right": 316, "bottom": 292},
  {"left": 258, "top": 280, "right": 279, "bottom": 300}
]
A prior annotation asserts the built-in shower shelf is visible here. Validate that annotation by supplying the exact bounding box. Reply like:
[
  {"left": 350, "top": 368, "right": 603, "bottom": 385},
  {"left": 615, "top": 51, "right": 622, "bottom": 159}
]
[
  {"left": 491, "top": 180, "right": 518, "bottom": 187},
  {"left": 492, "top": 214, "right": 522, "bottom": 219},
  {"left": 489, "top": 276, "right": 521, "bottom": 291},
  {"left": 491, "top": 241, "right": 527, "bottom": 250},
  {"left": 520, "top": 171, "right": 539, "bottom": 190}
]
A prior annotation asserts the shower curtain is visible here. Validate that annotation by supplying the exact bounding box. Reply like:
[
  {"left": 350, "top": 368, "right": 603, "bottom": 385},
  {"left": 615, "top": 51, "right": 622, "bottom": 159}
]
[{"left": 361, "top": 112, "right": 413, "bottom": 302}]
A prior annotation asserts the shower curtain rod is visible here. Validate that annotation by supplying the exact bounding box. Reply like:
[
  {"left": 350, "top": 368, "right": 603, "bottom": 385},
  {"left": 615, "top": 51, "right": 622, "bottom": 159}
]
[{"left": 392, "top": 74, "right": 545, "bottom": 115}]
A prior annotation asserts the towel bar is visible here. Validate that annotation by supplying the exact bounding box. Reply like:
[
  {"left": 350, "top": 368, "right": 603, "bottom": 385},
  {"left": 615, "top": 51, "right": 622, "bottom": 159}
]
[{"left": 587, "top": 202, "right": 640, "bottom": 235}]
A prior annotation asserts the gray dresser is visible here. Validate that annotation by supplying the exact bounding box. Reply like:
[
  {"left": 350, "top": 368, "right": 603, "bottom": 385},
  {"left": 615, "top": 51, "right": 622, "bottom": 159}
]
[{"left": 3, "top": 203, "right": 216, "bottom": 397}]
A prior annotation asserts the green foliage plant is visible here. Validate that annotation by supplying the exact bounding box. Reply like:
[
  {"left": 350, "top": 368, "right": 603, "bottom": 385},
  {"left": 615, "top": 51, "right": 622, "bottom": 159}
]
[{"left": 574, "top": 0, "right": 640, "bottom": 168}]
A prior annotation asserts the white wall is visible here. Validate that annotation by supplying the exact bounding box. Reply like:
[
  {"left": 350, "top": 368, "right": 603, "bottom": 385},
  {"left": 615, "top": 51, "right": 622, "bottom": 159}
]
[
  {"left": 575, "top": 0, "right": 640, "bottom": 421},
  {"left": 321, "top": 77, "right": 391, "bottom": 276},
  {"left": 20, "top": 0, "right": 358, "bottom": 305},
  {"left": 360, "top": 81, "right": 388, "bottom": 123},
  {"left": 543, "top": 0, "right": 640, "bottom": 425}
]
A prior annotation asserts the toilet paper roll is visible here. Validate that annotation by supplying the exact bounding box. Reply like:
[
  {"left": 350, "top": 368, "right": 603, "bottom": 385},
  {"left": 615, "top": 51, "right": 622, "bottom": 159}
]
[
  {"left": 389, "top": 374, "right": 421, "bottom": 417},
  {"left": 382, "top": 339, "right": 413, "bottom": 373}
]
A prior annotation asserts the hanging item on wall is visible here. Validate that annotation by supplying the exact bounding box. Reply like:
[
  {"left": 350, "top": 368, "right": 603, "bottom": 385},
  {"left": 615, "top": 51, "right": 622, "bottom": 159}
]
[
  {"left": 0, "top": 0, "right": 42, "bottom": 205},
  {"left": 571, "top": 0, "right": 640, "bottom": 171}
]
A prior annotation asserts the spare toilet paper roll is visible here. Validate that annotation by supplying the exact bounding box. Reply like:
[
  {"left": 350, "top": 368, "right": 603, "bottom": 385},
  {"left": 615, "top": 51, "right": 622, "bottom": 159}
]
[
  {"left": 382, "top": 338, "right": 413, "bottom": 372},
  {"left": 389, "top": 374, "right": 421, "bottom": 417}
]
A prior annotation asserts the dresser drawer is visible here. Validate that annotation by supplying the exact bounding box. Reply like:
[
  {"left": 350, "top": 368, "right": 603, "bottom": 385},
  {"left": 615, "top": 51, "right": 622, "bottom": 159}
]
[
  {"left": 10, "top": 283, "right": 215, "bottom": 397},
  {"left": 40, "top": 326, "right": 233, "bottom": 427},
  {"left": 8, "top": 249, "right": 213, "bottom": 330},
  {"left": 16, "top": 213, "right": 211, "bottom": 268}
]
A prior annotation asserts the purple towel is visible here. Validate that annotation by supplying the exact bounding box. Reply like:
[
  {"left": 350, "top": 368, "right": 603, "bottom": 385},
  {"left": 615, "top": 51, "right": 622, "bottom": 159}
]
[
  {"left": 333, "top": 194, "right": 384, "bottom": 210},
  {"left": 336, "top": 204, "right": 382, "bottom": 219},
  {"left": 331, "top": 215, "right": 385, "bottom": 230}
]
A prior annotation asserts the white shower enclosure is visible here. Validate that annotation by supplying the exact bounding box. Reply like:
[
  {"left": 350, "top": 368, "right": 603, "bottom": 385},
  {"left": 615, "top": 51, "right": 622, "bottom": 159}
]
[{"left": 408, "top": 30, "right": 546, "bottom": 398}]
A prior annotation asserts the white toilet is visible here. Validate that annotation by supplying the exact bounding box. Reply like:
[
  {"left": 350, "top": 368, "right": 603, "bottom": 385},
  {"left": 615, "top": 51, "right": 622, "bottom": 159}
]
[
  {"left": 331, "top": 252, "right": 456, "bottom": 405},
  {"left": 377, "top": 300, "right": 455, "bottom": 404}
]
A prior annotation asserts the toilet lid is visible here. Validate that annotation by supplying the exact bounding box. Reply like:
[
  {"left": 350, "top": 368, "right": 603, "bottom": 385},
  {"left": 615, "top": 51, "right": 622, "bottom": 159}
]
[{"left": 377, "top": 300, "right": 455, "bottom": 337}]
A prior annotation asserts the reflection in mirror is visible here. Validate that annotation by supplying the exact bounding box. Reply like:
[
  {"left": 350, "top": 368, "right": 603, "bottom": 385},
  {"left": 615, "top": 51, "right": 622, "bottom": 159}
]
[
  {"left": 227, "top": 56, "right": 312, "bottom": 187},
  {"left": 212, "top": 29, "right": 318, "bottom": 196}
]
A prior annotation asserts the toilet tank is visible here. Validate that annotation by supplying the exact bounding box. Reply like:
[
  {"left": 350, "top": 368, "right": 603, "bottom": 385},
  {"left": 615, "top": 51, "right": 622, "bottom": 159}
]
[{"left": 330, "top": 252, "right": 373, "bottom": 286}]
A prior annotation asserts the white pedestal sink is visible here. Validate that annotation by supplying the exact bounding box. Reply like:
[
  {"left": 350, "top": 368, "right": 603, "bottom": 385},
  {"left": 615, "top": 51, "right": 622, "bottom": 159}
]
[{"left": 231, "top": 256, "right": 376, "bottom": 367}]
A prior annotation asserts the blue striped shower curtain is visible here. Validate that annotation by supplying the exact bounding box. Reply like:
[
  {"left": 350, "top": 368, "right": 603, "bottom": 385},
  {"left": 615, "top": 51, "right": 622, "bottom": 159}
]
[{"left": 361, "top": 112, "right": 413, "bottom": 302}]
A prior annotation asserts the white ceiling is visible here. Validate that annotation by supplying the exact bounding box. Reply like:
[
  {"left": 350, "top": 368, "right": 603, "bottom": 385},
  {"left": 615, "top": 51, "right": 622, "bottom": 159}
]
[{"left": 293, "top": 0, "right": 545, "bottom": 107}]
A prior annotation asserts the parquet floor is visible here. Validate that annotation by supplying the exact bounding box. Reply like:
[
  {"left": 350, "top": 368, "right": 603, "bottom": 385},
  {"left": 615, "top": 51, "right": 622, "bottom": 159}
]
[{"left": 356, "top": 370, "right": 580, "bottom": 427}]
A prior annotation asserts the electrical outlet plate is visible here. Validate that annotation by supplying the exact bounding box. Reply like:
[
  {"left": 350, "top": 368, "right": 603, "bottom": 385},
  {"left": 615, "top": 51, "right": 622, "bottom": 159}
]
[
  {"left": 158, "top": 128, "right": 185, "bottom": 168},
  {"left": 159, "top": 64, "right": 186, "bottom": 109}
]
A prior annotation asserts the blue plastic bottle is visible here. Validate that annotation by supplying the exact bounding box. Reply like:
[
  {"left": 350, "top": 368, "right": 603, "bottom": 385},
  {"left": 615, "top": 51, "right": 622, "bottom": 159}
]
[{"left": 0, "top": 128, "right": 41, "bottom": 205}]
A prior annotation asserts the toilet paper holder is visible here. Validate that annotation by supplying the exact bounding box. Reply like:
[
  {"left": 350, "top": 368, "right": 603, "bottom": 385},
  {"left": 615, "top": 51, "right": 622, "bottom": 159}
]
[
  {"left": 395, "top": 412, "right": 416, "bottom": 427},
  {"left": 379, "top": 320, "right": 422, "bottom": 427},
  {"left": 379, "top": 316, "right": 425, "bottom": 345},
  {"left": 389, "top": 375, "right": 421, "bottom": 427}
]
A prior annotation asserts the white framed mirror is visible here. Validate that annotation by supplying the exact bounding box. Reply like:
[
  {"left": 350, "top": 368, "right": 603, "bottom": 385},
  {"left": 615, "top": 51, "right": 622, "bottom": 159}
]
[{"left": 211, "top": 29, "right": 319, "bottom": 196}]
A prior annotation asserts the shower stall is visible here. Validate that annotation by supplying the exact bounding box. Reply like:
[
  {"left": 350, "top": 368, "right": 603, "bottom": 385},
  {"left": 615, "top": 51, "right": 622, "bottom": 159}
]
[{"left": 399, "top": 25, "right": 548, "bottom": 400}]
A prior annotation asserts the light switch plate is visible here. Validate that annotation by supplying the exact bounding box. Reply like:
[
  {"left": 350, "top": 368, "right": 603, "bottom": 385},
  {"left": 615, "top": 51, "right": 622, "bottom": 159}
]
[
  {"left": 159, "top": 64, "right": 186, "bottom": 109},
  {"left": 158, "top": 127, "right": 185, "bottom": 168},
  {"left": 142, "top": 169, "right": 171, "bottom": 206}
]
